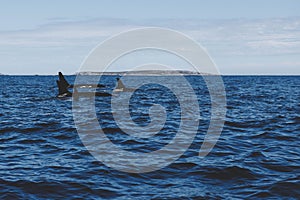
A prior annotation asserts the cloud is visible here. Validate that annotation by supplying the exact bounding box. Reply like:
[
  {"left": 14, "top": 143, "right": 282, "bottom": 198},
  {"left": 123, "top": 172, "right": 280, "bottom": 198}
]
[
  {"left": 0, "top": 17, "right": 300, "bottom": 74},
  {"left": 181, "top": 18, "right": 300, "bottom": 57},
  {"left": 0, "top": 18, "right": 138, "bottom": 47},
  {"left": 1, "top": 17, "right": 300, "bottom": 52}
]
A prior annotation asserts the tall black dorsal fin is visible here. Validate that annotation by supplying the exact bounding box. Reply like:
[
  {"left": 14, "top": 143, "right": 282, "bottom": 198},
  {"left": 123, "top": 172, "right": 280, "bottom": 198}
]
[
  {"left": 116, "top": 78, "right": 126, "bottom": 89},
  {"left": 56, "top": 80, "right": 71, "bottom": 96},
  {"left": 58, "top": 72, "right": 70, "bottom": 89}
]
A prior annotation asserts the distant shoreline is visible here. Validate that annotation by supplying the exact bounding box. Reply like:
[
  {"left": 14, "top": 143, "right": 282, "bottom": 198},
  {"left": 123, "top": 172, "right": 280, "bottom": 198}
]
[
  {"left": 75, "top": 70, "right": 213, "bottom": 76},
  {"left": 1, "top": 74, "right": 299, "bottom": 76},
  {"left": 1, "top": 71, "right": 299, "bottom": 76}
]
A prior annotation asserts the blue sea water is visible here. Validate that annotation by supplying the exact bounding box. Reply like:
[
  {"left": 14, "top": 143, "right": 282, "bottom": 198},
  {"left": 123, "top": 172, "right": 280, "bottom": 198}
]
[{"left": 0, "top": 75, "right": 299, "bottom": 199}]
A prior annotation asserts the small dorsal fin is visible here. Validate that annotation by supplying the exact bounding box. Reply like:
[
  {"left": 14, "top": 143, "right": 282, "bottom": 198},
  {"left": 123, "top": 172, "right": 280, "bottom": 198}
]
[{"left": 116, "top": 78, "right": 126, "bottom": 89}]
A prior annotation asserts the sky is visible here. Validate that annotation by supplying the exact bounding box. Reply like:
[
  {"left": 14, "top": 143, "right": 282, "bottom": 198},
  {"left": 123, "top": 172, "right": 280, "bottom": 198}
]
[{"left": 0, "top": 0, "right": 300, "bottom": 75}]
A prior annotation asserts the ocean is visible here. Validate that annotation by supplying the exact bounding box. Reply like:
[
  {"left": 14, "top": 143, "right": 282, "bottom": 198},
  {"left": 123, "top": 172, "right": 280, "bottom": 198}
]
[{"left": 0, "top": 75, "right": 299, "bottom": 199}]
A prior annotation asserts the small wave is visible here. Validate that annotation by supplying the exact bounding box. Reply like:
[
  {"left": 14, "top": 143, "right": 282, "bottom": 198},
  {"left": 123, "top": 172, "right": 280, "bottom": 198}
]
[
  {"left": 248, "top": 191, "right": 273, "bottom": 199},
  {"left": 247, "top": 151, "right": 267, "bottom": 158},
  {"left": 293, "top": 116, "right": 300, "bottom": 123},
  {"left": 251, "top": 131, "right": 296, "bottom": 141},
  {"left": 35, "top": 122, "right": 60, "bottom": 127},
  {"left": 18, "top": 139, "right": 47, "bottom": 144}
]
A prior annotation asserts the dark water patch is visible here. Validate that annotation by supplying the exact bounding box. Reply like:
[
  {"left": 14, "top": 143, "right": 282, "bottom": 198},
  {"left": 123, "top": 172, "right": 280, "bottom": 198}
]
[
  {"left": 225, "top": 120, "right": 269, "bottom": 129},
  {"left": 0, "top": 127, "right": 20, "bottom": 134},
  {"left": 171, "top": 162, "right": 199, "bottom": 171},
  {"left": 203, "top": 166, "right": 259, "bottom": 180},
  {"left": 102, "top": 127, "right": 121, "bottom": 134},
  {"left": 35, "top": 121, "right": 61, "bottom": 128},
  {"left": 261, "top": 163, "right": 299, "bottom": 173},
  {"left": 251, "top": 131, "right": 298, "bottom": 142},
  {"left": 52, "top": 134, "right": 74, "bottom": 140},
  {"left": 0, "top": 179, "right": 121, "bottom": 199},
  {"left": 19, "top": 127, "right": 44, "bottom": 133},
  {"left": 268, "top": 180, "right": 300, "bottom": 198}
]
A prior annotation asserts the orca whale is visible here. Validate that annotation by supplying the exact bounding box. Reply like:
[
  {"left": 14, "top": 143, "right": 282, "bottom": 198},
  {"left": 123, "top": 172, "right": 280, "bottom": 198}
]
[
  {"left": 56, "top": 74, "right": 111, "bottom": 98},
  {"left": 58, "top": 72, "right": 105, "bottom": 88},
  {"left": 56, "top": 80, "right": 72, "bottom": 98},
  {"left": 114, "top": 77, "right": 135, "bottom": 92}
]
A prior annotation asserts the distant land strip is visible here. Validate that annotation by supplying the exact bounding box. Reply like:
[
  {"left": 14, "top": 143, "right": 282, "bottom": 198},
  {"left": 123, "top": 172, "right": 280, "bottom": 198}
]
[{"left": 75, "top": 70, "right": 213, "bottom": 76}]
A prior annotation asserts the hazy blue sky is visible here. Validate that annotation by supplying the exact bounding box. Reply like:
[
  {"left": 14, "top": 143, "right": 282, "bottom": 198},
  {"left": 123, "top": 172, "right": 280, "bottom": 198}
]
[{"left": 0, "top": 0, "right": 300, "bottom": 74}]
